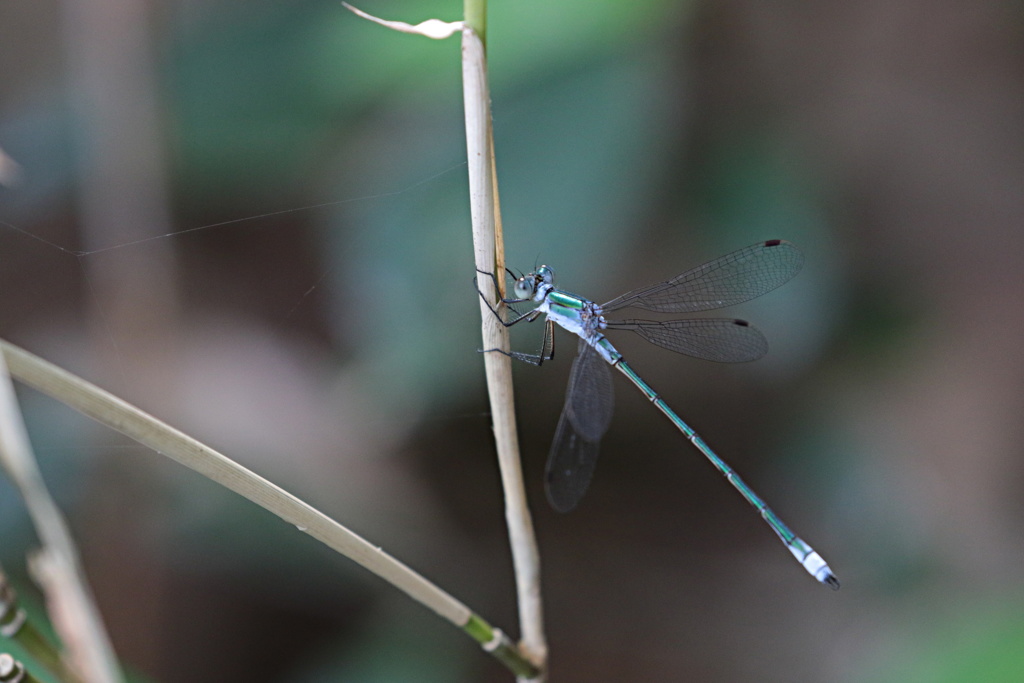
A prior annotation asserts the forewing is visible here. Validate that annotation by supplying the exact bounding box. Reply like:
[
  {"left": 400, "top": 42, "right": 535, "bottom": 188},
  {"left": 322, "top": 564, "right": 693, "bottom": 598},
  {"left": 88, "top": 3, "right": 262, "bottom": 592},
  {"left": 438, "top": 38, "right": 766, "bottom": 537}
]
[
  {"left": 605, "top": 318, "right": 769, "bottom": 362},
  {"left": 601, "top": 240, "right": 803, "bottom": 313}
]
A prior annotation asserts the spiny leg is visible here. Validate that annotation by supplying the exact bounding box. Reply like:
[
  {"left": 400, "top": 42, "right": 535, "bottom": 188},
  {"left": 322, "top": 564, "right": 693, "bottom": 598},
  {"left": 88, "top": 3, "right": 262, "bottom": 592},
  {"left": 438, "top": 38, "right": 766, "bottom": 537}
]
[
  {"left": 481, "top": 321, "right": 557, "bottom": 368},
  {"left": 475, "top": 268, "right": 556, "bottom": 365},
  {"left": 474, "top": 268, "right": 537, "bottom": 327}
]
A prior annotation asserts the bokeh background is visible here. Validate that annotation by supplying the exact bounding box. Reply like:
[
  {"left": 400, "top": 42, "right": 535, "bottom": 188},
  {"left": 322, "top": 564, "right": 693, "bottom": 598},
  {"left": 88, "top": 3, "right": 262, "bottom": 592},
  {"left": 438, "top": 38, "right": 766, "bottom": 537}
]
[{"left": 2, "top": 0, "right": 1024, "bottom": 681}]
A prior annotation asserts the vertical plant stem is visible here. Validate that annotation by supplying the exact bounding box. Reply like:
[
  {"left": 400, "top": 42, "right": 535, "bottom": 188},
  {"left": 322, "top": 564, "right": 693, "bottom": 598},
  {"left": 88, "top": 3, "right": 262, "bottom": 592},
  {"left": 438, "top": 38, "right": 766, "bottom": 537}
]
[
  {"left": 463, "top": 0, "right": 486, "bottom": 45},
  {"left": 461, "top": 1, "right": 547, "bottom": 676}
]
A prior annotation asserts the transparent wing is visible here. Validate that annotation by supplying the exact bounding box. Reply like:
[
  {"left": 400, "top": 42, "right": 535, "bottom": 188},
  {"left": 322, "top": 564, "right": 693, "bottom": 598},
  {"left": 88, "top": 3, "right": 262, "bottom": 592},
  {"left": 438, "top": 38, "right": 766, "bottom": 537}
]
[
  {"left": 601, "top": 240, "right": 803, "bottom": 313},
  {"left": 545, "top": 411, "right": 601, "bottom": 513},
  {"left": 605, "top": 318, "right": 769, "bottom": 363},
  {"left": 545, "top": 341, "right": 614, "bottom": 512},
  {"left": 566, "top": 340, "right": 614, "bottom": 439}
]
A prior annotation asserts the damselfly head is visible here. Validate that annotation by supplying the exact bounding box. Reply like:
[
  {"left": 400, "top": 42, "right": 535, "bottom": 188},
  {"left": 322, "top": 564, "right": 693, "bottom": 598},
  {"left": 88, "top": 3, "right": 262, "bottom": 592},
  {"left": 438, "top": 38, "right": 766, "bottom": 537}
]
[
  {"left": 514, "top": 265, "right": 555, "bottom": 300},
  {"left": 513, "top": 275, "right": 536, "bottom": 299}
]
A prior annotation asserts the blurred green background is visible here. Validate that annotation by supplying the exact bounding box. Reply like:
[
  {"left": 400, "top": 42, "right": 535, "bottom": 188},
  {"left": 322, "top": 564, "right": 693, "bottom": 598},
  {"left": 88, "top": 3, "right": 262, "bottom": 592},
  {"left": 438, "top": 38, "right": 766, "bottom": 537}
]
[{"left": 2, "top": 0, "right": 1024, "bottom": 681}]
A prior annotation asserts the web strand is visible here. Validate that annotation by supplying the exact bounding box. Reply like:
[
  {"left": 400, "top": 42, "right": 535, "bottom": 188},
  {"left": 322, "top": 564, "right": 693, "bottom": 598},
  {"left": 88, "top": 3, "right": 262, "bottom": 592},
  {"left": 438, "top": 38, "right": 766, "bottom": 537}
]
[{"left": 0, "top": 160, "right": 467, "bottom": 257}]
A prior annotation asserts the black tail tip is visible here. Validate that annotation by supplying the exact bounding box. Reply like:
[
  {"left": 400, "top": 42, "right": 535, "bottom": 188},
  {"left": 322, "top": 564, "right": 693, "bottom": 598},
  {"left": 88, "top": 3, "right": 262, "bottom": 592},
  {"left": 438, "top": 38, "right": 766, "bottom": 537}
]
[{"left": 824, "top": 574, "right": 841, "bottom": 591}]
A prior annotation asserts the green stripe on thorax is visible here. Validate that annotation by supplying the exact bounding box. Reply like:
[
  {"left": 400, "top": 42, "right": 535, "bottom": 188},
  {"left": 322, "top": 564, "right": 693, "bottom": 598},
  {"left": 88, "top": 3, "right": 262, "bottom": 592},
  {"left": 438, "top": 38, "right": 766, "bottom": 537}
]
[{"left": 546, "top": 290, "right": 588, "bottom": 309}]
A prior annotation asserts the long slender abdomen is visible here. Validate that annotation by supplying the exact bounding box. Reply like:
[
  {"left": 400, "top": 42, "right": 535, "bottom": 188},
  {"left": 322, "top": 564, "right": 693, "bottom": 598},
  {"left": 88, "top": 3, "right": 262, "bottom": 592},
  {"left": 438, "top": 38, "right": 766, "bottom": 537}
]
[{"left": 610, "top": 357, "right": 839, "bottom": 589}]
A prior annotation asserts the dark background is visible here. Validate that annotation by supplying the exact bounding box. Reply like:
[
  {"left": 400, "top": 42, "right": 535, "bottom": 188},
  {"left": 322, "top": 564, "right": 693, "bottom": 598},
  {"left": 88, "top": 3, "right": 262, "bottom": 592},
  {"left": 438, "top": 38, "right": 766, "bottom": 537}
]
[{"left": 2, "top": 1, "right": 1023, "bottom": 681}]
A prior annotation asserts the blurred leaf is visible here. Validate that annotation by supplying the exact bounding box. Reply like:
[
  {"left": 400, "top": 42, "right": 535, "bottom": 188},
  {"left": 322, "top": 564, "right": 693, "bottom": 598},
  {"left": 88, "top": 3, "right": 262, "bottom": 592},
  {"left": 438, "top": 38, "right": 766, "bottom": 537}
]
[{"left": 869, "top": 602, "right": 1024, "bottom": 683}]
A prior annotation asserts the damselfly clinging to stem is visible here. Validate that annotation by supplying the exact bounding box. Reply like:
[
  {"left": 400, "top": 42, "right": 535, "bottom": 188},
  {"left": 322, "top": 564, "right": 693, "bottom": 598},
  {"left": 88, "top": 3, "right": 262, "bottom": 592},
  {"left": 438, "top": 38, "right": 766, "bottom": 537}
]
[{"left": 478, "top": 239, "right": 839, "bottom": 589}]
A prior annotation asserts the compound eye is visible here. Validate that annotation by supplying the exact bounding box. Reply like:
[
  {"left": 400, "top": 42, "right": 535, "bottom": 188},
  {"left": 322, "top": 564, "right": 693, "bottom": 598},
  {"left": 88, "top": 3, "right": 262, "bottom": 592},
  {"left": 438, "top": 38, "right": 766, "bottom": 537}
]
[
  {"left": 513, "top": 277, "right": 535, "bottom": 299},
  {"left": 536, "top": 266, "right": 555, "bottom": 285}
]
